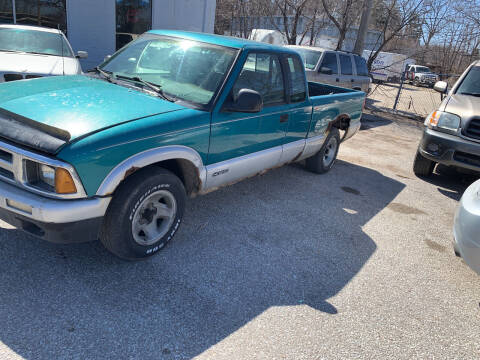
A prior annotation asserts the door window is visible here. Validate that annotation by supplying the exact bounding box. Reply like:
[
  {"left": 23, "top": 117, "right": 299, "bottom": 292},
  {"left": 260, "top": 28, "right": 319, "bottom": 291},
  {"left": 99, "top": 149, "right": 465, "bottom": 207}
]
[
  {"left": 286, "top": 55, "right": 306, "bottom": 102},
  {"left": 233, "top": 52, "right": 286, "bottom": 106},
  {"left": 339, "top": 54, "right": 353, "bottom": 75},
  {"left": 354, "top": 55, "right": 369, "bottom": 76},
  {"left": 319, "top": 52, "right": 338, "bottom": 74}
]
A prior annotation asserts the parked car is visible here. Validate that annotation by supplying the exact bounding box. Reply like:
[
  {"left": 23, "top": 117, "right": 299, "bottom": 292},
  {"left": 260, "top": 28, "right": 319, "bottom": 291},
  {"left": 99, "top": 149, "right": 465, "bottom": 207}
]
[
  {"left": 405, "top": 64, "right": 439, "bottom": 87},
  {"left": 413, "top": 60, "right": 480, "bottom": 177},
  {"left": 453, "top": 179, "right": 480, "bottom": 274},
  {"left": 0, "top": 30, "right": 365, "bottom": 260},
  {"left": 0, "top": 24, "right": 87, "bottom": 82},
  {"left": 362, "top": 50, "right": 415, "bottom": 83},
  {"left": 285, "top": 45, "right": 370, "bottom": 93}
]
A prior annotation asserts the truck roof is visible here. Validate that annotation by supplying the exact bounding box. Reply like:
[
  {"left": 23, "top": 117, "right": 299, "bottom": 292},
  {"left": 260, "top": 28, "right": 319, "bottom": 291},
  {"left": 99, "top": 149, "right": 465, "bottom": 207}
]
[{"left": 147, "top": 30, "right": 299, "bottom": 54}]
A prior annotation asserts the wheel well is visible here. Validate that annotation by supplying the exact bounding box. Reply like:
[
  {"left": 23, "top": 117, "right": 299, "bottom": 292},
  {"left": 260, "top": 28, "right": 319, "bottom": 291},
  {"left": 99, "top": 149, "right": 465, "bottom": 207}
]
[
  {"left": 153, "top": 159, "right": 201, "bottom": 196},
  {"left": 119, "top": 159, "right": 201, "bottom": 196},
  {"left": 332, "top": 115, "right": 350, "bottom": 131}
]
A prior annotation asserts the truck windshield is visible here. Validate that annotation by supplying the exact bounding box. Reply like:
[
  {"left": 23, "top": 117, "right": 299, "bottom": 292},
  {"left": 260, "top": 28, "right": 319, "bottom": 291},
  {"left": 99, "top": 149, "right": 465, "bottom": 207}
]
[
  {"left": 101, "top": 34, "right": 238, "bottom": 107},
  {"left": 456, "top": 66, "right": 480, "bottom": 96},
  {"left": 293, "top": 49, "right": 322, "bottom": 70},
  {"left": 416, "top": 66, "right": 431, "bottom": 73},
  {"left": 0, "top": 28, "right": 73, "bottom": 57}
]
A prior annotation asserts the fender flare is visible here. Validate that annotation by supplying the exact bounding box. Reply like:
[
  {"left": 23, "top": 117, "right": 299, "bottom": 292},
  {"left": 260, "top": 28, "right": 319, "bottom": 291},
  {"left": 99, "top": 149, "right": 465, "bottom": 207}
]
[{"left": 96, "top": 145, "right": 206, "bottom": 196}]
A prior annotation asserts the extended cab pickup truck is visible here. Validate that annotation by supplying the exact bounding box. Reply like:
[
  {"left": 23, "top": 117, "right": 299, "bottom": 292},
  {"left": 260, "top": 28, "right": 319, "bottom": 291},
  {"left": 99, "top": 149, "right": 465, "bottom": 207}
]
[{"left": 0, "top": 30, "right": 365, "bottom": 260}]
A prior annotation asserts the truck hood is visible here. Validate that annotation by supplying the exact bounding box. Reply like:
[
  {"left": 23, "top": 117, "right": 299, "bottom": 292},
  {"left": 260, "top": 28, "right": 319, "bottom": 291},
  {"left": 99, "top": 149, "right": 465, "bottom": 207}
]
[
  {"left": 444, "top": 94, "right": 480, "bottom": 120},
  {"left": 0, "top": 51, "right": 79, "bottom": 77},
  {"left": 0, "top": 75, "right": 187, "bottom": 153}
]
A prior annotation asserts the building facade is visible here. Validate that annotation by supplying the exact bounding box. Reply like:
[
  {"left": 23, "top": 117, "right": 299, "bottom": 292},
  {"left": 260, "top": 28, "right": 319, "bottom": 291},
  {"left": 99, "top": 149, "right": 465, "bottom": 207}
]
[{"left": 1, "top": 0, "right": 216, "bottom": 69}]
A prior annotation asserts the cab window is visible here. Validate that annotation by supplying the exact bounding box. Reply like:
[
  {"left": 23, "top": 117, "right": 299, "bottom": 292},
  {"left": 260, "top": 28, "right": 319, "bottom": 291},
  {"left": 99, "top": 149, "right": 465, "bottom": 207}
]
[
  {"left": 232, "top": 52, "right": 286, "bottom": 106},
  {"left": 339, "top": 54, "right": 353, "bottom": 75},
  {"left": 286, "top": 55, "right": 306, "bottom": 102},
  {"left": 319, "top": 52, "right": 338, "bottom": 75}
]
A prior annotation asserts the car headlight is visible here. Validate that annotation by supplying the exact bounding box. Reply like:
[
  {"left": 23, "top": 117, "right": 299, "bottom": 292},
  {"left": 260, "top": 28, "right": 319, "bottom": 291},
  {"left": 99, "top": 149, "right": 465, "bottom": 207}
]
[
  {"left": 425, "top": 111, "right": 461, "bottom": 132},
  {"left": 24, "top": 160, "right": 77, "bottom": 194}
]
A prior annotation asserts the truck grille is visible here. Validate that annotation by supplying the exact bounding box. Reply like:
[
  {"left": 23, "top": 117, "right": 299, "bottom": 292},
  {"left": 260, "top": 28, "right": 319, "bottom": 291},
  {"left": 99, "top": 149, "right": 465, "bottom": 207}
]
[
  {"left": 464, "top": 119, "right": 480, "bottom": 140},
  {"left": 0, "top": 146, "right": 15, "bottom": 181}
]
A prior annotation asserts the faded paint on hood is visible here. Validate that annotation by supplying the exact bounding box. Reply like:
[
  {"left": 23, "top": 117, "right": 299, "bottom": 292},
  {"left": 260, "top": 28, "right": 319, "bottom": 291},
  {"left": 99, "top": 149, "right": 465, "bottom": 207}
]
[{"left": 0, "top": 75, "right": 187, "bottom": 140}]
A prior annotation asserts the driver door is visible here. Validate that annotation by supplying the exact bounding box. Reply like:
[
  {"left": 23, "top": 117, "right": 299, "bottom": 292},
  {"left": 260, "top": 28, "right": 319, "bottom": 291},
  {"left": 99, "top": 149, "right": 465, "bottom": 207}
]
[{"left": 206, "top": 51, "right": 288, "bottom": 188}]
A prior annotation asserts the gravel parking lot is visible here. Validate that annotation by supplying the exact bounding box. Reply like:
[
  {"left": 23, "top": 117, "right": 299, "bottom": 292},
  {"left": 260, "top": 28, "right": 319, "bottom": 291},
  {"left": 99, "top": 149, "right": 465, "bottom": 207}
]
[{"left": 0, "top": 110, "right": 479, "bottom": 359}]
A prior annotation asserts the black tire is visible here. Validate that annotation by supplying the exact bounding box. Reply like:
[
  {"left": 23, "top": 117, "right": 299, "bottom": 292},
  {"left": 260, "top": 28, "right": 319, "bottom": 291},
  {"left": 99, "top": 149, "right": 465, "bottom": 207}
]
[
  {"left": 413, "top": 77, "right": 420, "bottom": 87},
  {"left": 306, "top": 128, "right": 341, "bottom": 174},
  {"left": 100, "top": 167, "right": 186, "bottom": 260},
  {"left": 413, "top": 151, "right": 435, "bottom": 177}
]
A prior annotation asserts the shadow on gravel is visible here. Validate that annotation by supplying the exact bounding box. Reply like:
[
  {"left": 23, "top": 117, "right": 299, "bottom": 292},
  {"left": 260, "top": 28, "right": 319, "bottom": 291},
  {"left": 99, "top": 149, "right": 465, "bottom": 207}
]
[
  {"left": 0, "top": 160, "right": 404, "bottom": 359},
  {"left": 419, "top": 164, "right": 479, "bottom": 201}
]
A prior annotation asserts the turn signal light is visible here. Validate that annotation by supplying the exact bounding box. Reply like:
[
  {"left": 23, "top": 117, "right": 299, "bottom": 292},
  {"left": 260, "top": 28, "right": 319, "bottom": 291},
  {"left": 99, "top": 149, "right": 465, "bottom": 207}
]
[
  {"left": 426, "top": 111, "right": 441, "bottom": 127},
  {"left": 55, "top": 168, "right": 77, "bottom": 194}
]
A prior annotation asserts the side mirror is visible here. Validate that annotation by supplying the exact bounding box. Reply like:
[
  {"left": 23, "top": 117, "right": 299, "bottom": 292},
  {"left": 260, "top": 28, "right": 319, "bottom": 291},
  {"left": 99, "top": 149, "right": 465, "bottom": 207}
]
[
  {"left": 104, "top": 55, "right": 112, "bottom": 62},
  {"left": 433, "top": 81, "right": 448, "bottom": 94},
  {"left": 76, "top": 51, "right": 88, "bottom": 59},
  {"left": 319, "top": 66, "right": 333, "bottom": 75},
  {"left": 224, "top": 89, "right": 263, "bottom": 113}
]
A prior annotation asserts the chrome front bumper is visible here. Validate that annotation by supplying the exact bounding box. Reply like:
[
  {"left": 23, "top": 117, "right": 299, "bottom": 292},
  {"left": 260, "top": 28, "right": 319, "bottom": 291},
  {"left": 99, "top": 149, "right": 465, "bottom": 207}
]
[{"left": 0, "top": 179, "right": 111, "bottom": 243}]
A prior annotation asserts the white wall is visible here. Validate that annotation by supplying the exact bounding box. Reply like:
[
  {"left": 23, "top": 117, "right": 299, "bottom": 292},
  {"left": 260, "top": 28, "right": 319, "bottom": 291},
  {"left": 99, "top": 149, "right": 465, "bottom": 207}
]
[
  {"left": 67, "top": 0, "right": 116, "bottom": 71},
  {"left": 152, "top": 0, "right": 216, "bottom": 33}
]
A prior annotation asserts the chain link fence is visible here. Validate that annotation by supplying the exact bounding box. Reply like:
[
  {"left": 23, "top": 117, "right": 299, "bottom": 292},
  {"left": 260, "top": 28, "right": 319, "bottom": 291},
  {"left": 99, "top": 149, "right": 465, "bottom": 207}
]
[{"left": 366, "top": 75, "right": 460, "bottom": 119}]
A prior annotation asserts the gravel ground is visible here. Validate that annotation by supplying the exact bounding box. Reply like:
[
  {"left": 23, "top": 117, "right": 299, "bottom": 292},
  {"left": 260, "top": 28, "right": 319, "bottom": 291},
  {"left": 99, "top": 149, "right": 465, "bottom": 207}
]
[{"left": 0, "top": 110, "right": 479, "bottom": 359}]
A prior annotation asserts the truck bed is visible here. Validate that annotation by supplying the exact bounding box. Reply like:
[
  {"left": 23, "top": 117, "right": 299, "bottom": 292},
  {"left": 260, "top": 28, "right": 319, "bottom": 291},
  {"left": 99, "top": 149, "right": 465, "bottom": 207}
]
[{"left": 308, "top": 81, "right": 357, "bottom": 96}]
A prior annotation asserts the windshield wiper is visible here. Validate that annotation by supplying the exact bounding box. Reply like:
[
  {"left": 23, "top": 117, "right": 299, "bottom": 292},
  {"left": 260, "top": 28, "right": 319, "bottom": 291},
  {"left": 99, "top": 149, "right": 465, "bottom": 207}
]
[
  {"left": 93, "top": 66, "right": 114, "bottom": 83},
  {"left": 115, "top": 75, "right": 176, "bottom": 102},
  {"left": 460, "top": 92, "right": 480, "bottom": 97}
]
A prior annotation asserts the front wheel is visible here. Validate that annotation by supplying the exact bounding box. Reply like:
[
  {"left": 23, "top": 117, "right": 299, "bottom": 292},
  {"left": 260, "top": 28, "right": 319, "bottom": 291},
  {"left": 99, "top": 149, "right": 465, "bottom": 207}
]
[
  {"left": 413, "top": 151, "right": 435, "bottom": 177},
  {"left": 100, "top": 167, "right": 186, "bottom": 260},
  {"left": 306, "top": 128, "right": 340, "bottom": 174}
]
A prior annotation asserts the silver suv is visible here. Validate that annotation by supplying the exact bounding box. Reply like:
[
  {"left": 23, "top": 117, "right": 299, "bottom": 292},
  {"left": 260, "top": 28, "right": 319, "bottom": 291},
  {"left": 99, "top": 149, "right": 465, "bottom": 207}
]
[
  {"left": 285, "top": 45, "right": 370, "bottom": 93},
  {"left": 413, "top": 60, "right": 480, "bottom": 177}
]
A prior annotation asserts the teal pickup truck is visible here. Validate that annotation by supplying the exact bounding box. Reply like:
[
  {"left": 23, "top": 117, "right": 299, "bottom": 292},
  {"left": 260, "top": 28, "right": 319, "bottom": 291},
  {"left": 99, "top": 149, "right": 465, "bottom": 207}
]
[{"left": 0, "top": 30, "right": 365, "bottom": 259}]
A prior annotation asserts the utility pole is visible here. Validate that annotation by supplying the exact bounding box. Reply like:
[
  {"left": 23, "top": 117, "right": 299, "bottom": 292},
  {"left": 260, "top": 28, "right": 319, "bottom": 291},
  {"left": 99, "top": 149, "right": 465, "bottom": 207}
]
[
  {"left": 353, "top": 0, "right": 374, "bottom": 55},
  {"left": 12, "top": 0, "right": 16, "bottom": 24}
]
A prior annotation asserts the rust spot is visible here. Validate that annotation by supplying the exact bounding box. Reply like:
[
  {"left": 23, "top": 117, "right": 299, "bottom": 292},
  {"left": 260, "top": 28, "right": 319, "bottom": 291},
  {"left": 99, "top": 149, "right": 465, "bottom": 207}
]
[{"left": 124, "top": 166, "right": 139, "bottom": 179}]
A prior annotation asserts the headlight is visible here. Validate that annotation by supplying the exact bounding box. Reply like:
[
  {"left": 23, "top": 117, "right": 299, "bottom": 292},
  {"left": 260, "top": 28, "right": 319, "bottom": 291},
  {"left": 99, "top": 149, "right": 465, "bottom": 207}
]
[
  {"left": 425, "top": 111, "right": 461, "bottom": 132},
  {"left": 24, "top": 160, "right": 77, "bottom": 194}
]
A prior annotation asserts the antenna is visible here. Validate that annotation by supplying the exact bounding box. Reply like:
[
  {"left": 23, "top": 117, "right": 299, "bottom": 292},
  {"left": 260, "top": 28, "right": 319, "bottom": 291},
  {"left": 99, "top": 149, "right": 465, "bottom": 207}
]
[{"left": 58, "top": 24, "right": 65, "bottom": 76}]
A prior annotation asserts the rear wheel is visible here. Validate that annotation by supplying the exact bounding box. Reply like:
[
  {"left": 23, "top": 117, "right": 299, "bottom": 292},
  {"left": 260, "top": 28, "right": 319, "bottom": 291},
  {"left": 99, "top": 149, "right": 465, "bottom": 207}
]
[
  {"left": 413, "top": 151, "right": 435, "bottom": 177},
  {"left": 100, "top": 167, "right": 186, "bottom": 260},
  {"left": 413, "top": 77, "right": 420, "bottom": 87},
  {"left": 306, "top": 128, "right": 340, "bottom": 174}
]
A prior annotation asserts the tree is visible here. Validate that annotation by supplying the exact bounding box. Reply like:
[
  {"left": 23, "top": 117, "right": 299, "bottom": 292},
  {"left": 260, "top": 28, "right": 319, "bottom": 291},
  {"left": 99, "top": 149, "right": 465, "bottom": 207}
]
[
  {"left": 366, "top": 0, "right": 424, "bottom": 70},
  {"left": 320, "top": 0, "right": 363, "bottom": 50}
]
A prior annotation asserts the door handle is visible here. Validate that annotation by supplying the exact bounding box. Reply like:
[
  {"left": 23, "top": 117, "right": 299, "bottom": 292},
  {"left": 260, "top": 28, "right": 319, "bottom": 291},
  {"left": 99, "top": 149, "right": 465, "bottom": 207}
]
[{"left": 280, "top": 114, "right": 289, "bottom": 123}]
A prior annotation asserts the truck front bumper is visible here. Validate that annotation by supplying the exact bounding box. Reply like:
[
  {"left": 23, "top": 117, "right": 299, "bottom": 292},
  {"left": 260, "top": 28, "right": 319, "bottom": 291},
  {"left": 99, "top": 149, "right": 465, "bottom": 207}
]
[
  {"left": 419, "top": 127, "right": 480, "bottom": 173},
  {"left": 0, "top": 180, "right": 111, "bottom": 243}
]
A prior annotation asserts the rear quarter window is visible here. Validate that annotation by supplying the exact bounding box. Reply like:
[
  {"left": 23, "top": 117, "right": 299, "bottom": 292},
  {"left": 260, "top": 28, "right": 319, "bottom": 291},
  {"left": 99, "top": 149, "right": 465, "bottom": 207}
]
[{"left": 354, "top": 55, "right": 369, "bottom": 76}]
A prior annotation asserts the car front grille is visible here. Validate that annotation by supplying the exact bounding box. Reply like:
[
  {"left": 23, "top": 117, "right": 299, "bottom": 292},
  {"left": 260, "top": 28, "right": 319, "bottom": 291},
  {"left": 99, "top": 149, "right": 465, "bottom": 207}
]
[{"left": 464, "top": 119, "right": 480, "bottom": 140}]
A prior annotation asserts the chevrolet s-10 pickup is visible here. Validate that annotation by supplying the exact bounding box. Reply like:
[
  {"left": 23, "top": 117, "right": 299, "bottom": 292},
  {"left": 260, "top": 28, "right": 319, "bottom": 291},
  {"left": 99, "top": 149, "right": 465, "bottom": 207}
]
[{"left": 0, "top": 30, "right": 365, "bottom": 259}]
